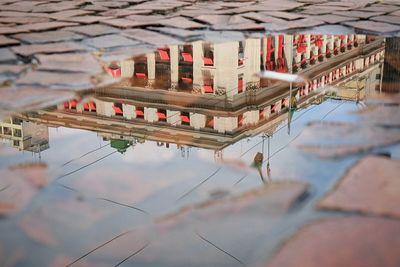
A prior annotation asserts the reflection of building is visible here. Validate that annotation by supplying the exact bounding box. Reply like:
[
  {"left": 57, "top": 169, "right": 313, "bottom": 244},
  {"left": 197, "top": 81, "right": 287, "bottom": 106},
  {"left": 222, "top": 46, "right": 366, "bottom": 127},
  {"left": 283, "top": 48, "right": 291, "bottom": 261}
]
[
  {"left": 382, "top": 37, "right": 400, "bottom": 93},
  {"left": 107, "top": 34, "right": 383, "bottom": 98},
  {"left": 16, "top": 35, "right": 384, "bottom": 151},
  {"left": 0, "top": 117, "right": 49, "bottom": 152}
]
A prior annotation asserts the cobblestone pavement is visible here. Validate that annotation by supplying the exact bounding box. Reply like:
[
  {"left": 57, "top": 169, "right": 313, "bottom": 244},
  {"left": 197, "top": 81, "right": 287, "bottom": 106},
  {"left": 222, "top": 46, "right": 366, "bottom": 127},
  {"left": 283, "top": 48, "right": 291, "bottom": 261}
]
[
  {"left": 1, "top": 1, "right": 400, "bottom": 267},
  {"left": 1, "top": 0, "right": 400, "bottom": 107}
]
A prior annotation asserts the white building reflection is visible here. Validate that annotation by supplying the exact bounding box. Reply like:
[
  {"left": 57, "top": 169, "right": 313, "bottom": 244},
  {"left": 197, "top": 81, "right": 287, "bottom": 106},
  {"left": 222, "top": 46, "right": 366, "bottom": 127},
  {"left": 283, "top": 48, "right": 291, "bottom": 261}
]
[{"left": 14, "top": 35, "right": 385, "bottom": 153}]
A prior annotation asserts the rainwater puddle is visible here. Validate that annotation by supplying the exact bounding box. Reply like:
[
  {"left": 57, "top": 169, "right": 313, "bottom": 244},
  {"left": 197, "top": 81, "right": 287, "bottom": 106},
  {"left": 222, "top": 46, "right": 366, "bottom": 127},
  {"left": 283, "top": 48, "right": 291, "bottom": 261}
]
[{"left": 1, "top": 34, "right": 400, "bottom": 267}]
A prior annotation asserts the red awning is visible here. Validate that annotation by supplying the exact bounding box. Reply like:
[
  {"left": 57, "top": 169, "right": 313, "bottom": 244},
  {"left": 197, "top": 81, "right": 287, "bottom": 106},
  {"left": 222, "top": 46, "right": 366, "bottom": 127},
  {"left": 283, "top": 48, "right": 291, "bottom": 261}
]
[
  {"left": 89, "top": 102, "right": 96, "bottom": 111},
  {"left": 70, "top": 100, "right": 77, "bottom": 108},
  {"left": 181, "top": 77, "right": 193, "bottom": 83},
  {"left": 158, "top": 49, "right": 169, "bottom": 60},
  {"left": 135, "top": 73, "right": 146, "bottom": 78},
  {"left": 108, "top": 67, "right": 121, "bottom": 77},
  {"left": 180, "top": 115, "right": 190, "bottom": 123},
  {"left": 135, "top": 109, "right": 144, "bottom": 116},
  {"left": 282, "top": 98, "right": 289, "bottom": 106},
  {"left": 181, "top": 52, "right": 193, "bottom": 62},
  {"left": 238, "top": 115, "right": 245, "bottom": 125},
  {"left": 271, "top": 102, "right": 280, "bottom": 112},
  {"left": 64, "top": 102, "right": 69, "bottom": 109},
  {"left": 156, "top": 112, "right": 167, "bottom": 119},
  {"left": 204, "top": 85, "right": 213, "bottom": 93},
  {"left": 113, "top": 106, "right": 123, "bottom": 115},
  {"left": 238, "top": 79, "right": 243, "bottom": 92},
  {"left": 83, "top": 103, "right": 89, "bottom": 110},
  {"left": 207, "top": 119, "right": 214, "bottom": 127},
  {"left": 203, "top": 57, "right": 213, "bottom": 65}
]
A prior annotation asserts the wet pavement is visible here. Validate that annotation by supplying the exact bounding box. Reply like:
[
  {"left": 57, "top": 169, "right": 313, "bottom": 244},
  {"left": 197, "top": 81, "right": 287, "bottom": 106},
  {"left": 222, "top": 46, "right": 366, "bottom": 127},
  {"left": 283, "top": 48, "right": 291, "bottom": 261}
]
[{"left": 1, "top": 1, "right": 400, "bottom": 267}]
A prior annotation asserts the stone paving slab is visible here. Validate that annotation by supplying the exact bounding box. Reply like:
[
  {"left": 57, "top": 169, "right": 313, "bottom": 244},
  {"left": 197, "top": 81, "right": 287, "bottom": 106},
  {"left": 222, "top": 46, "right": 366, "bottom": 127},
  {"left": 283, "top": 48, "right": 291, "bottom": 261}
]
[
  {"left": 12, "top": 30, "right": 85, "bottom": 44},
  {"left": 266, "top": 217, "right": 400, "bottom": 267},
  {"left": 115, "top": 181, "right": 309, "bottom": 267},
  {"left": 0, "top": 47, "right": 17, "bottom": 63},
  {"left": 122, "top": 28, "right": 183, "bottom": 46},
  {"left": 15, "top": 70, "right": 117, "bottom": 91},
  {"left": 318, "top": 156, "right": 400, "bottom": 219},
  {"left": 63, "top": 24, "right": 120, "bottom": 37},
  {"left": 11, "top": 41, "right": 86, "bottom": 56},
  {"left": 371, "top": 15, "right": 400, "bottom": 25},
  {"left": 0, "top": 35, "right": 19, "bottom": 46},
  {"left": 35, "top": 52, "right": 103, "bottom": 74},
  {"left": 296, "top": 121, "right": 400, "bottom": 158},
  {"left": 343, "top": 20, "right": 400, "bottom": 34}
]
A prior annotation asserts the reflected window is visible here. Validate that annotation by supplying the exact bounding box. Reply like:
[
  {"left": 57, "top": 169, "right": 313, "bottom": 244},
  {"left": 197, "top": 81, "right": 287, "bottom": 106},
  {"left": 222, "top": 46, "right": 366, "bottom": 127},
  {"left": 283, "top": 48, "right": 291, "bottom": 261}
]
[
  {"left": 64, "top": 99, "right": 77, "bottom": 110},
  {"left": 156, "top": 109, "right": 167, "bottom": 122},
  {"left": 203, "top": 75, "right": 214, "bottom": 94},
  {"left": 3, "top": 127, "right": 11, "bottom": 136},
  {"left": 113, "top": 103, "right": 123, "bottom": 116},
  {"left": 12, "top": 118, "right": 23, "bottom": 125},
  {"left": 238, "top": 76, "right": 243, "bottom": 93},
  {"left": 238, "top": 41, "right": 245, "bottom": 66},
  {"left": 205, "top": 116, "right": 214, "bottom": 129},
  {"left": 180, "top": 45, "right": 193, "bottom": 63},
  {"left": 180, "top": 112, "right": 190, "bottom": 126},
  {"left": 238, "top": 114, "right": 244, "bottom": 128},
  {"left": 13, "top": 128, "right": 22, "bottom": 137},
  {"left": 203, "top": 43, "right": 214, "bottom": 66},
  {"left": 135, "top": 107, "right": 144, "bottom": 119},
  {"left": 83, "top": 102, "right": 96, "bottom": 113}
]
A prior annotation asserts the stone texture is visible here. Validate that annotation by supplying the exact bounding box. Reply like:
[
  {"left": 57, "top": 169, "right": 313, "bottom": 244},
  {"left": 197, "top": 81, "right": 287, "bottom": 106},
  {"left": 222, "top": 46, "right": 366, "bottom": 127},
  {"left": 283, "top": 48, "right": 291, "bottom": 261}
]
[
  {"left": 343, "top": 20, "right": 400, "bottom": 33},
  {"left": 0, "top": 47, "right": 17, "bottom": 63},
  {"left": 0, "top": 35, "right": 19, "bottom": 46},
  {"left": 334, "top": 10, "right": 385, "bottom": 19},
  {"left": 266, "top": 217, "right": 400, "bottom": 267},
  {"left": 35, "top": 53, "right": 103, "bottom": 74},
  {"left": 64, "top": 24, "right": 120, "bottom": 37},
  {"left": 371, "top": 15, "right": 400, "bottom": 25},
  {"left": 318, "top": 156, "right": 400, "bottom": 219},
  {"left": 101, "top": 18, "right": 159, "bottom": 29},
  {"left": 357, "top": 5, "right": 400, "bottom": 13},
  {"left": 125, "top": 181, "right": 309, "bottom": 267},
  {"left": 159, "top": 16, "right": 205, "bottom": 29},
  {"left": 316, "top": 14, "right": 359, "bottom": 24},
  {"left": 60, "top": 15, "right": 113, "bottom": 24},
  {"left": 15, "top": 21, "right": 78, "bottom": 32},
  {"left": 12, "top": 30, "right": 84, "bottom": 44},
  {"left": 148, "top": 27, "right": 204, "bottom": 41},
  {"left": 357, "top": 105, "right": 400, "bottom": 127},
  {"left": 296, "top": 121, "right": 400, "bottom": 158},
  {"left": 15, "top": 71, "right": 115, "bottom": 90},
  {"left": 83, "top": 34, "right": 141, "bottom": 49},
  {"left": 12, "top": 41, "right": 86, "bottom": 56},
  {"left": 122, "top": 29, "right": 183, "bottom": 46},
  {"left": 0, "top": 16, "right": 51, "bottom": 24},
  {"left": 48, "top": 9, "right": 94, "bottom": 20}
]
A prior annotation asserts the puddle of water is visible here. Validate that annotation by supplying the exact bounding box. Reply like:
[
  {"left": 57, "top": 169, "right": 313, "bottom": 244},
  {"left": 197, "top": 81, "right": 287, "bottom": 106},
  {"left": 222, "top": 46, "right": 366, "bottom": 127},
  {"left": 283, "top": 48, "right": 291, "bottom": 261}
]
[{"left": 1, "top": 34, "right": 399, "bottom": 266}]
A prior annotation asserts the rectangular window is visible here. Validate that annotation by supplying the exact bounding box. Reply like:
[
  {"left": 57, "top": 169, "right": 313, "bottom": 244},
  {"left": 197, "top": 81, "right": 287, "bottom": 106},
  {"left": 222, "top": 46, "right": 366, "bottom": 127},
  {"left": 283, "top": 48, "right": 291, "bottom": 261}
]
[
  {"left": 13, "top": 129, "right": 22, "bottom": 137},
  {"left": 238, "top": 76, "right": 243, "bottom": 93},
  {"left": 180, "top": 112, "right": 190, "bottom": 126},
  {"left": 206, "top": 116, "right": 214, "bottom": 128},
  {"left": 135, "top": 107, "right": 144, "bottom": 119},
  {"left": 156, "top": 109, "right": 167, "bottom": 122},
  {"left": 113, "top": 103, "right": 123, "bottom": 116}
]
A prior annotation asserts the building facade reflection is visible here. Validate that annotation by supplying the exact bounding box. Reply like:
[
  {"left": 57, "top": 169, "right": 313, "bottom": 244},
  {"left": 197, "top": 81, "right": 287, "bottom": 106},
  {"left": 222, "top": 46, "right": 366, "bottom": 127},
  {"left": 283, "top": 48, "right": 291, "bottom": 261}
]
[{"left": 12, "top": 35, "right": 385, "bottom": 153}]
